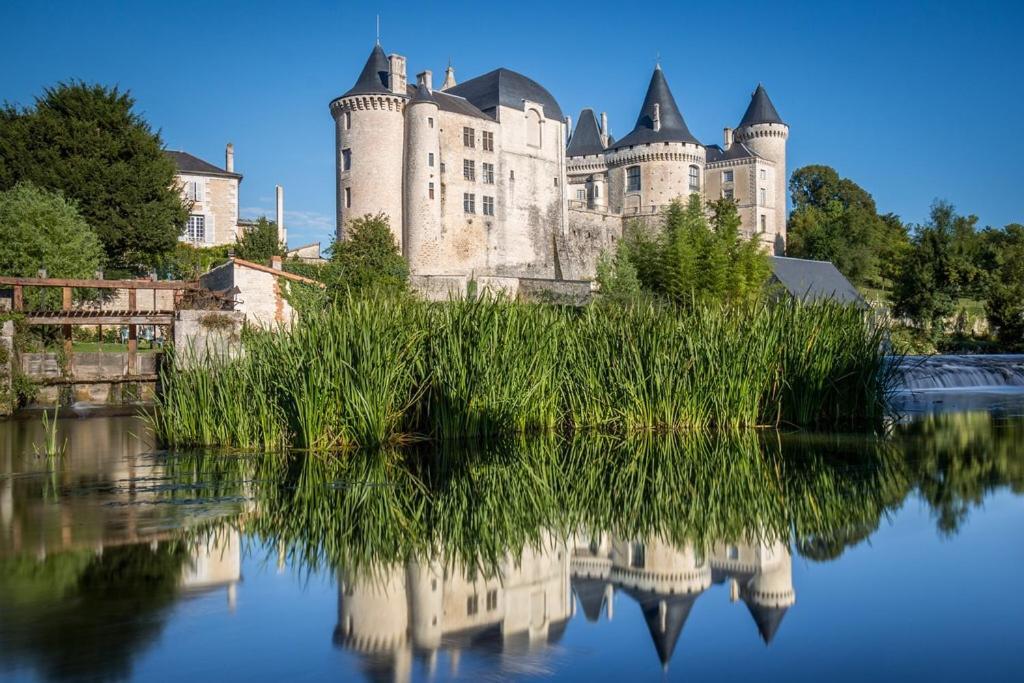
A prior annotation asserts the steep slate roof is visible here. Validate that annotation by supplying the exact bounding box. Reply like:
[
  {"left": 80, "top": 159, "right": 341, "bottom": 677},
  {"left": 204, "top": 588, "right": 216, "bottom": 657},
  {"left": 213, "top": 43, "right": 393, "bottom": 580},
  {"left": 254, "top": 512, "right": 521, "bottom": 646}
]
[
  {"left": 613, "top": 66, "right": 700, "bottom": 148},
  {"left": 623, "top": 588, "right": 700, "bottom": 666},
  {"left": 769, "top": 256, "right": 865, "bottom": 306},
  {"left": 571, "top": 577, "right": 610, "bottom": 622},
  {"left": 342, "top": 44, "right": 393, "bottom": 97},
  {"left": 446, "top": 68, "right": 564, "bottom": 121},
  {"left": 433, "top": 90, "right": 493, "bottom": 120},
  {"left": 164, "top": 150, "right": 241, "bottom": 179},
  {"left": 566, "top": 108, "right": 606, "bottom": 157},
  {"left": 744, "top": 601, "right": 790, "bottom": 644},
  {"left": 705, "top": 142, "right": 758, "bottom": 163},
  {"left": 738, "top": 84, "right": 785, "bottom": 127},
  {"left": 409, "top": 82, "right": 436, "bottom": 104}
]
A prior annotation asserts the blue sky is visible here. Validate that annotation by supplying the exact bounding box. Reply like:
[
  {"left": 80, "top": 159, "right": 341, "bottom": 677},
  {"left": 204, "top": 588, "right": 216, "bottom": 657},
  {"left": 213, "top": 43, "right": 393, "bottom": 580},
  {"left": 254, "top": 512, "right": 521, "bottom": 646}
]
[{"left": 2, "top": 0, "right": 1022, "bottom": 248}]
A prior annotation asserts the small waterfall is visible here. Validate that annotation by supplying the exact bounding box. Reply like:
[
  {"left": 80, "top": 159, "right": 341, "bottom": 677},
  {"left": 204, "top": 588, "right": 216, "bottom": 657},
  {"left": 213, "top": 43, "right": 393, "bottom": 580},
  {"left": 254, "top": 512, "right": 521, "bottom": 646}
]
[{"left": 897, "top": 355, "right": 1024, "bottom": 391}]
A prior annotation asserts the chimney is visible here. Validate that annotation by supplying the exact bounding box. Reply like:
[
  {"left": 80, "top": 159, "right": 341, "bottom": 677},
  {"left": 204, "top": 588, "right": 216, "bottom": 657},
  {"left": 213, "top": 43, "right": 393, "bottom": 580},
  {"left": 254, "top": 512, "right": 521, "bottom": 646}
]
[
  {"left": 723, "top": 127, "right": 734, "bottom": 150},
  {"left": 441, "top": 64, "right": 456, "bottom": 90},
  {"left": 416, "top": 70, "right": 433, "bottom": 92},
  {"left": 275, "top": 185, "right": 286, "bottom": 248},
  {"left": 565, "top": 115, "right": 572, "bottom": 144},
  {"left": 225, "top": 143, "right": 234, "bottom": 173},
  {"left": 388, "top": 54, "right": 407, "bottom": 94},
  {"left": 652, "top": 103, "right": 661, "bottom": 132},
  {"left": 600, "top": 112, "right": 609, "bottom": 146}
]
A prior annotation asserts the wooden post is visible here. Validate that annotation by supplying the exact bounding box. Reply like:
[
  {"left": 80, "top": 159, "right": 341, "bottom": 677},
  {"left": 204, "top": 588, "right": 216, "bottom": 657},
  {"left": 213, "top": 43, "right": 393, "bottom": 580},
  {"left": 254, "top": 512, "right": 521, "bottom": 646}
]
[
  {"left": 127, "top": 289, "right": 137, "bottom": 376},
  {"left": 62, "top": 286, "right": 72, "bottom": 358},
  {"left": 13, "top": 285, "right": 23, "bottom": 311}
]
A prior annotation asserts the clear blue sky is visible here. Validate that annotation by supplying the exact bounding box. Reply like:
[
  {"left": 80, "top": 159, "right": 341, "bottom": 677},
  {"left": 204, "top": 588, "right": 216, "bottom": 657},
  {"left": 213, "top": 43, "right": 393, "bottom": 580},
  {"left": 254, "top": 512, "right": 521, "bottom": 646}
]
[{"left": 2, "top": 0, "right": 1022, "bottom": 248}]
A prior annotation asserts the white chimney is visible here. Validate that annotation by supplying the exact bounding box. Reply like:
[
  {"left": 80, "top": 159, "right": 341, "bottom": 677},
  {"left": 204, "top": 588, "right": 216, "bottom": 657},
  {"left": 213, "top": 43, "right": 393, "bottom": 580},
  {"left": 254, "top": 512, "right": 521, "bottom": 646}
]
[
  {"left": 652, "top": 103, "right": 661, "bottom": 132},
  {"left": 388, "top": 54, "right": 407, "bottom": 94},
  {"left": 225, "top": 143, "right": 234, "bottom": 173},
  {"left": 275, "top": 185, "right": 286, "bottom": 248},
  {"left": 600, "top": 112, "right": 609, "bottom": 146},
  {"left": 417, "top": 70, "right": 433, "bottom": 92},
  {"left": 565, "top": 115, "right": 572, "bottom": 144},
  {"left": 723, "top": 127, "right": 734, "bottom": 150}
]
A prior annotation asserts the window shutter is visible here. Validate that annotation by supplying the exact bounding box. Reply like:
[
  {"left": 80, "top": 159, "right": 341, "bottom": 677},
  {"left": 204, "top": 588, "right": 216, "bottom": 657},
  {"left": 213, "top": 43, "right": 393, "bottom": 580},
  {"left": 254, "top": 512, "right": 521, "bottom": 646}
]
[
  {"left": 206, "top": 212, "right": 215, "bottom": 244},
  {"left": 195, "top": 178, "right": 205, "bottom": 202}
]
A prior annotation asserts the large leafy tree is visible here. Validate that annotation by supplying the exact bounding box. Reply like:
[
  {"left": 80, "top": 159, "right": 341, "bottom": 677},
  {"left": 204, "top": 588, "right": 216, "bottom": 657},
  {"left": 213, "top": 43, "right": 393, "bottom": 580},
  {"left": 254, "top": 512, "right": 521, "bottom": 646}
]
[
  {"left": 233, "top": 216, "right": 285, "bottom": 263},
  {"left": 985, "top": 223, "right": 1024, "bottom": 348},
  {"left": 0, "top": 183, "right": 105, "bottom": 308},
  {"left": 0, "top": 82, "right": 188, "bottom": 272},
  {"left": 786, "top": 165, "right": 909, "bottom": 289}
]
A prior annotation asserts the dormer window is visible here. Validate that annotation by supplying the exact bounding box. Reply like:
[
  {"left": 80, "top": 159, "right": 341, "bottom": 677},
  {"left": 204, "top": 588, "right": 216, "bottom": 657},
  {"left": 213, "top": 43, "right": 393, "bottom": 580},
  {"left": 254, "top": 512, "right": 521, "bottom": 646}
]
[{"left": 527, "top": 109, "right": 542, "bottom": 148}]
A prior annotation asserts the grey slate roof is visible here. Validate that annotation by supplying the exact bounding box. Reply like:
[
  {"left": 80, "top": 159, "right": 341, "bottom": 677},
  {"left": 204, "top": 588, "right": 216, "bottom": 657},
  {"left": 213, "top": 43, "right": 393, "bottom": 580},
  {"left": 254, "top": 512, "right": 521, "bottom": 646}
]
[
  {"left": 705, "top": 142, "right": 758, "bottom": 163},
  {"left": 433, "top": 90, "right": 493, "bottom": 120},
  {"left": 623, "top": 587, "right": 700, "bottom": 666},
  {"left": 409, "top": 82, "right": 436, "bottom": 105},
  {"left": 738, "top": 84, "right": 785, "bottom": 128},
  {"left": 342, "top": 44, "right": 394, "bottom": 98},
  {"left": 164, "top": 150, "right": 241, "bottom": 179},
  {"left": 446, "top": 68, "right": 564, "bottom": 121},
  {"left": 566, "top": 108, "right": 606, "bottom": 157},
  {"left": 571, "top": 577, "right": 610, "bottom": 622},
  {"left": 613, "top": 66, "right": 700, "bottom": 148},
  {"left": 744, "top": 601, "right": 789, "bottom": 644},
  {"left": 769, "top": 256, "right": 865, "bottom": 305}
]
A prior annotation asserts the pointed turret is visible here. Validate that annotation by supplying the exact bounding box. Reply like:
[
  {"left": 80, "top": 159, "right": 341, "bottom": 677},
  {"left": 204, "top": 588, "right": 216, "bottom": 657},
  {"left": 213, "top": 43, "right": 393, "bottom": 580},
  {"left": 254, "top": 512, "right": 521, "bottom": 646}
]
[
  {"left": 342, "top": 44, "right": 392, "bottom": 97},
  {"left": 614, "top": 65, "right": 700, "bottom": 148},
  {"left": 744, "top": 602, "right": 790, "bottom": 644},
  {"left": 441, "top": 63, "right": 457, "bottom": 90},
  {"left": 738, "top": 84, "right": 784, "bottom": 128},
  {"left": 623, "top": 588, "right": 699, "bottom": 667},
  {"left": 566, "top": 108, "right": 606, "bottom": 157}
]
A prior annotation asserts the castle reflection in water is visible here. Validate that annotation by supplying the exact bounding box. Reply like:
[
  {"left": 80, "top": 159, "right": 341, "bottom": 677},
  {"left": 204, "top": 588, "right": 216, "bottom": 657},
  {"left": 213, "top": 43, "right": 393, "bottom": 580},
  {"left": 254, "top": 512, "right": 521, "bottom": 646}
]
[{"left": 334, "top": 532, "right": 794, "bottom": 680}]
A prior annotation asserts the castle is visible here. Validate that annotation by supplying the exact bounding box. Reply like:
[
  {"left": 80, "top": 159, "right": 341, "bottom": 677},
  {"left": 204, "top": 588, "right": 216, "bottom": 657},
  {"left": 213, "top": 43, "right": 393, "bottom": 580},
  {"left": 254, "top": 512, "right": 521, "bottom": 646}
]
[{"left": 331, "top": 43, "right": 789, "bottom": 295}]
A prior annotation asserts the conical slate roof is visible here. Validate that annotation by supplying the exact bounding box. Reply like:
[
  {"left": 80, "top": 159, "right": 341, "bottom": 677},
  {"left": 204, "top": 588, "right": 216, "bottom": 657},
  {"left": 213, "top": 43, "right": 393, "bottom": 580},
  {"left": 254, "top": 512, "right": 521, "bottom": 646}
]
[
  {"left": 342, "top": 45, "right": 393, "bottom": 97},
  {"left": 744, "top": 600, "right": 790, "bottom": 644},
  {"left": 571, "top": 577, "right": 610, "bottom": 622},
  {"left": 409, "top": 82, "right": 436, "bottom": 105},
  {"left": 614, "top": 66, "right": 700, "bottom": 148},
  {"left": 566, "top": 108, "right": 606, "bottom": 157},
  {"left": 624, "top": 588, "right": 700, "bottom": 666},
  {"left": 738, "top": 84, "right": 784, "bottom": 127}
]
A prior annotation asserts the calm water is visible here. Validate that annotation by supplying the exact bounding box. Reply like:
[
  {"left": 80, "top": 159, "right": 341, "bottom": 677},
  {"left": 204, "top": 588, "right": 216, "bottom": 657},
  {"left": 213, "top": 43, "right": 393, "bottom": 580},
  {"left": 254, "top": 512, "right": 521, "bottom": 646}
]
[{"left": 1, "top": 376, "right": 1023, "bottom": 681}]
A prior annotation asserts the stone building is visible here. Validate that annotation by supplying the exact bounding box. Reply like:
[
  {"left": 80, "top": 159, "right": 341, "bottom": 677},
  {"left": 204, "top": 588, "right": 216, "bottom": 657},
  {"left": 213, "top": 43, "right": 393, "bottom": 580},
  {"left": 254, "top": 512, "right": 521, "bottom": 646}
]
[
  {"left": 166, "top": 145, "right": 243, "bottom": 246},
  {"left": 331, "top": 44, "right": 789, "bottom": 289}
]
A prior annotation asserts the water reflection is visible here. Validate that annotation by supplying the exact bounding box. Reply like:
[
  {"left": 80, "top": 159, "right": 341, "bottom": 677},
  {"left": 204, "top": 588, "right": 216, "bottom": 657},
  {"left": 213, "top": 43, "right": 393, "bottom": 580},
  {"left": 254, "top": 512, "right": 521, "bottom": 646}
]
[{"left": 1, "top": 410, "right": 1022, "bottom": 681}]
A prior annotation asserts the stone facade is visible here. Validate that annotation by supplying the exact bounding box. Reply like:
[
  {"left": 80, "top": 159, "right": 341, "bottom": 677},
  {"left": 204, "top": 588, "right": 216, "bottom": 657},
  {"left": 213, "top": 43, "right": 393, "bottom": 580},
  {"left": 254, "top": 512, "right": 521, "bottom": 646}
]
[
  {"left": 198, "top": 257, "right": 323, "bottom": 329},
  {"left": 166, "top": 147, "right": 244, "bottom": 247}
]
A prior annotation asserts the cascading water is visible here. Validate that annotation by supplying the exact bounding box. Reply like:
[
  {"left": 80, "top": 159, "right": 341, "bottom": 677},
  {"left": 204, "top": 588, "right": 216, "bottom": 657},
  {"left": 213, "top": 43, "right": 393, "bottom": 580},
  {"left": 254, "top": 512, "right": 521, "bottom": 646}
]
[{"left": 896, "top": 355, "right": 1024, "bottom": 391}]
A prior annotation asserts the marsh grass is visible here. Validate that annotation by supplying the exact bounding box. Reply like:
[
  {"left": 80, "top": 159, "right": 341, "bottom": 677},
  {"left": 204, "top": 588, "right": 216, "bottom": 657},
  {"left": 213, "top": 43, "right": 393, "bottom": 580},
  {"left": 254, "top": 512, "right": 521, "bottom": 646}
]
[{"left": 150, "top": 295, "right": 895, "bottom": 450}]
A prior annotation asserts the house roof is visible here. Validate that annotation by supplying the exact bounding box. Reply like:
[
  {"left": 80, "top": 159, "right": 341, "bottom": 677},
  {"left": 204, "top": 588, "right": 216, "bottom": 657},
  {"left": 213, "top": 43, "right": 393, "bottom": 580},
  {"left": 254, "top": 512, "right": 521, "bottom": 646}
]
[
  {"left": 769, "top": 256, "right": 864, "bottom": 305},
  {"left": 566, "top": 108, "right": 606, "bottom": 157},
  {"left": 613, "top": 66, "right": 700, "bottom": 149},
  {"left": 738, "top": 84, "right": 785, "bottom": 128},
  {"left": 705, "top": 142, "right": 759, "bottom": 163},
  {"left": 446, "top": 68, "right": 564, "bottom": 121},
  {"left": 342, "top": 44, "right": 395, "bottom": 98},
  {"left": 409, "top": 81, "right": 436, "bottom": 105},
  {"left": 165, "top": 150, "right": 241, "bottom": 179}
]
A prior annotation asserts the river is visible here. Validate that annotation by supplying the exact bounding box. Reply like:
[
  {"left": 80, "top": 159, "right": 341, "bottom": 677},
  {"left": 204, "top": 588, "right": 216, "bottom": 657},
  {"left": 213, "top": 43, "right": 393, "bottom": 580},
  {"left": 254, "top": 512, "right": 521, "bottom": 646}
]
[{"left": 1, "top": 356, "right": 1022, "bottom": 682}]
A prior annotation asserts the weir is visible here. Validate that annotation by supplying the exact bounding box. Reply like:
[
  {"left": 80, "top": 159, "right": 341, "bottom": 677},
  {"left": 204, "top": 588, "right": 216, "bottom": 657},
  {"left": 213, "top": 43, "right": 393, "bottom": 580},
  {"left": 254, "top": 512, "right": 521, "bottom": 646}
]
[{"left": 897, "top": 355, "right": 1024, "bottom": 391}]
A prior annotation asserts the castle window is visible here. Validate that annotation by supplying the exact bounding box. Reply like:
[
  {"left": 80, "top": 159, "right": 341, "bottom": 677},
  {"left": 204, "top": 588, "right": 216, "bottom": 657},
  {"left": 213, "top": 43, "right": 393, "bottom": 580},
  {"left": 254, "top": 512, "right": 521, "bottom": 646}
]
[
  {"left": 482, "top": 131, "right": 494, "bottom": 152},
  {"left": 527, "top": 109, "right": 542, "bottom": 148},
  {"left": 486, "top": 589, "right": 498, "bottom": 611},
  {"left": 554, "top": 177, "right": 559, "bottom": 187},
  {"left": 723, "top": 188, "right": 734, "bottom": 200},
  {"left": 467, "top": 594, "right": 478, "bottom": 616},
  {"left": 577, "top": 189, "right": 586, "bottom": 201},
  {"left": 630, "top": 542, "right": 646, "bottom": 569},
  {"left": 483, "top": 195, "right": 494, "bottom": 216},
  {"left": 760, "top": 214, "right": 767, "bottom": 233},
  {"left": 688, "top": 165, "right": 700, "bottom": 191},
  {"left": 185, "top": 179, "right": 204, "bottom": 202},
  {"left": 759, "top": 188, "right": 767, "bottom": 205},
  {"left": 482, "top": 162, "right": 494, "bottom": 184},
  {"left": 342, "top": 148, "right": 352, "bottom": 171},
  {"left": 510, "top": 170, "right": 515, "bottom": 181},
  {"left": 428, "top": 152, "right": 434, "bottom": 167},
  {"left": 723, "top": 170, "right": 734, "bottom": 183},
  {"left": 727, "top": 545, "right": 740, "bottom": 561},
  {"left": 186, "top": 214, "right": 206, "bottom": 243},
  {"left": 344, "top": 111, "right": 351, "bottom": 129},
  {"left": 344, "top": 187, "right": 351, "bottom": 208},
  {"left": 760, "top": 168, "right": 767, "bottom": 181},
  {"left": 428, "top": 117, "right": 434, "bottom": 129},
  {"left": 463, "top": 193, "right": 476, "bottom": 214},
  {"left": 626, "top": 166, "right": 641, "bottom": 192},
  {"left": 594, "top": 185, "right": 600, "bottom": 198},
  {"left": 463, "top": 159, "right": 475, "bottom": 181},
  {"left": 463, "top": 127, "right": 475, "bottom": 148},
  {"left": 429, "top": 182, "right": 435, "bottom": 200}
]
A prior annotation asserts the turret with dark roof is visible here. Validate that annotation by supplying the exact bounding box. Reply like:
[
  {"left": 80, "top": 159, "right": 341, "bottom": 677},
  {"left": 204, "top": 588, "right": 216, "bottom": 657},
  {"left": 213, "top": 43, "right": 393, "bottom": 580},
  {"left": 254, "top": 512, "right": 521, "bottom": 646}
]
[
  {"left": 738, "top": 84, "right": 785, "bottom": 128},
  {"left": 566, "top": 108, "right": 606, "bottom": 157},
  {"left": 342, "top": 44, "right": 394, "bottom": 98},
  {"left": 613, "top": 65, "right": 700, "bottom": 148}
]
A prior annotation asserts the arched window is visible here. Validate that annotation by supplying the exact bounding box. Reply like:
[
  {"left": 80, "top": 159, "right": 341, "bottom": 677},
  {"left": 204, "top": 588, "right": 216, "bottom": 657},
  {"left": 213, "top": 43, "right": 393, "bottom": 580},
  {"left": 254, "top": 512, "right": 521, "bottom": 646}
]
[
  {"left": 527, "top": 109, "right": 542, "bottom": 148},
  {"left": 688, "top": 165, "right": 700, "bottom": 191}
]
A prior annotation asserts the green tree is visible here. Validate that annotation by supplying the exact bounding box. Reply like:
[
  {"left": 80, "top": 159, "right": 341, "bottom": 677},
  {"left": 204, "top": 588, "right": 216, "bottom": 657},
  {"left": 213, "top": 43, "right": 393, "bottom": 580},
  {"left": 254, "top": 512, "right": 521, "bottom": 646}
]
[
  {"left": 234, "top": 216, "right": 284, "bottom": 263},
  {"left": 0, "top": 183, "right": 105, "bottom": 308},
  {"left": 595, "top": 239, "right": 642, "bottom": 304},
  {"left": 786, "top": 165, "right": 909, "bottom": 290},
  {"left": 328, "top": 213, "right": 408, "bottom": 297},
  {"left": 985, "top": 223, "right": 1024, "bottom": 348},
  {"left": 0, "top": 82, "right": 188, "bottom": 272}
]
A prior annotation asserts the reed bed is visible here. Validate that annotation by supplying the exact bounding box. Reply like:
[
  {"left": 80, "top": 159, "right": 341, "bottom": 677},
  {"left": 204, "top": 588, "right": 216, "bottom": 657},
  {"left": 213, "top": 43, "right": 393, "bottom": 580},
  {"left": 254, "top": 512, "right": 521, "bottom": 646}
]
[{"left": 149, "top": 294, "right": 895, "bottom": 451}]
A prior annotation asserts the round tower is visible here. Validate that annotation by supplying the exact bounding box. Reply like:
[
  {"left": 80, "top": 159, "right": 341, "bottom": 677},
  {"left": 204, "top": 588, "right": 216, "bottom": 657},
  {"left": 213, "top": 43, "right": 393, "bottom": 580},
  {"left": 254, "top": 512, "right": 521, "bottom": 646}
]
[
  {"left": 335, "top": 565, "right": 410, "bottom": 653},
  {"left": 403, "top": 75, "right": 442, "bottom": 274},
  {"left": 406, "top": 559, "right": 444, "bottom": 650},
  {"left": 734, "top": 84, "right": 789, "bottom": 253},
  {"left": 330, "top": 44, "right": 408, "bottom": 247}
]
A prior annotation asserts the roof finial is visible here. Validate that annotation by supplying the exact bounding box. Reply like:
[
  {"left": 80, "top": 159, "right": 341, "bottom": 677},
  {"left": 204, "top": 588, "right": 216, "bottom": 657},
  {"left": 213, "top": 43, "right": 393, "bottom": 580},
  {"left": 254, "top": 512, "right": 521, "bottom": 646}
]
[
  {"left": 656, "top": 50, "right": 661, "bottom": 70},
  {"left": 375, "top": 14, "right": 380, "bottom": 45}
]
